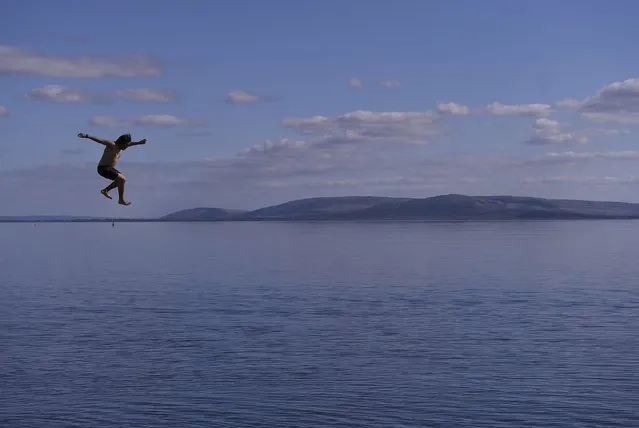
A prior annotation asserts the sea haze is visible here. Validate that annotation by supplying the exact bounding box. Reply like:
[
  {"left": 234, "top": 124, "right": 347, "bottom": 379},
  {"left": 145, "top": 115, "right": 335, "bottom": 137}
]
[{"left": 1, "top": 221, "right": 638, "bottom": 427}]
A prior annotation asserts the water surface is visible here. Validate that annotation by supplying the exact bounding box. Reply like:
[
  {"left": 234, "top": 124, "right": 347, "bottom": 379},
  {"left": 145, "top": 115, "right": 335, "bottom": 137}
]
[{"left": 1, "top": 221, "right": 638, "bottom": 427}]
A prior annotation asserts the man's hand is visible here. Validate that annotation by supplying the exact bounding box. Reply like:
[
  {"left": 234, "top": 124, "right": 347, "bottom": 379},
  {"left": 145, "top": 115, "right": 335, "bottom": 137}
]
[
  {"left": 78, "top": 133, "right": 114, "bottom": 146},
  {"left": 129, "top": 138, "right": 147, "bottom": 147}
]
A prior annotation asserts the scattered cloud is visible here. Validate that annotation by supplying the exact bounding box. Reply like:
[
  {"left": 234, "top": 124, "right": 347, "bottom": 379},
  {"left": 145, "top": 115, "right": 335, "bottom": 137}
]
[
  {"left": 556, "top": 98, "right": 586, "bottom": 109},
  {"left": 436, "top": 102, "right": 471, "bottom": 116},
  {"left": 24, "top": 86, "right": 178, "bottom": 103},
  {"left": 524, "top": 117, "right": 624, "bottom": 146},
  {"left": 481, "top": 102, "right": 552, "bottom": 117},
  {"left": 524, "top": 118, "right": 587, "bottom": 145},
  {"left": 202, "top": 137, "right": 500, "bottom": 192},
  {"left": 256, "top": 176, "right": 456, "bottom": 191},
  {"left": 0, "top": 105, "right": 7, "bottom": 116},
  {"left": 348, "top": 77, "right": 362, "bottom": 89},
  {"left": 226, "top": 91, "right": 273, "bottom": 104},
  {"left": 582, "top": 112, "right": 639, "bottom": 124},
  {"left": 115, "top": 89, "right": 177, "bottom": 102},
  {"left": 7, "top": 69, "right": 639, "bottom": 215},
  {"left": 238, "top": 139, "right": 312, "bottom": 157},
  {"left": 25, "top": 85, "right": 102, "bottom": 103},
  {"left": 522, "top": 150, "right": 639, "bottom": 166},
  {"left": 0, "top": 45, "right": 163, "bottom": 77},
  {"left": 579, "top": 78, "right": 639, "bottom": 124},
  {"left": 380, "top": 79, "right": 401, "bottom": 88},
  {"left": 134, "top": 115, "right": 206, "bottom": 127},
  {"left": 90, "top": 116, "right": 127, "bottom": 128},
  {"left": 282, "top": 110, "right": 441, "bottom": 145},
  {"left": 90, "top": 114, "right": 207, "bottom": 128}
]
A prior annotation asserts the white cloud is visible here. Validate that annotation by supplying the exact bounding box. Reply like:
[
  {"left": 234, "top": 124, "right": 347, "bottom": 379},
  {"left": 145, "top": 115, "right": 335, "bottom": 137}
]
[
  {"left": 25, "top": 85, "right": 98, "bottom": 103},
  {"left": 580, "top": 78, "right": 639, "bottom": 123},
  {"left": 0, "top": 105, "right": 7, "bottom": 116},
  {"left": 89, "top": 116, "right": 126, "bottom": 127},
  {"left": 238, "top": 139, "right": 312, "bottom": 157},
  {"left": 436, "top": 102, "right": 471, "bottom": 116},
  {"left": 380, "top": 79, "right": 401, "bottom": 88},
  {"left": 226, "top": 91, "right": 266, "bottom": 104},
  {"left": 0, "top": 45, "right": 163, "bottom": 77},
  {"left": 134, "top": 115, "right": 205, "bottom": 127},
  {"left": 24, "top": 86, "right": 178, "bottom": 104},
  {"left": 282, "top": 110, "right": 441, "bottom": 145},
  {"left": 431, "top": 101, "right": 553, "bottom": 117},
  {"left": 524, "top": 117, "right": 622, "bottom": 145},
  {"left": 523, "top": 150, "right": 639, "bottom": 166},
  {"left": 582, "top": 112, "right": 639, "bottom": 123},
  {"left": 482, "top": 101, "right": 552, "bottom": 117},
  {"left": 556, "top": 98, "right": 587, "bottom": 109},
  {"left": 524, "top": 118, "right": 586, "bottom": 145},
  {"left": 257, "top": 176, "right": 456, "bottom": 190},
  {"left": 115, "top": 89, "right": 176, "bottom": 102},
  {"left": 90, "top": 114, "right": 206, "bottom": 128},
  {"left": 348, "top": 77, "right": 362, "bottom": 88}
]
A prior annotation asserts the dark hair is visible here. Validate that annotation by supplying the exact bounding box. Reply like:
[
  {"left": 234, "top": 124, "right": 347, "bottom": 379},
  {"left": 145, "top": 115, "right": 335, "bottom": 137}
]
[{"left": 115, "top": 133, "right": 131, "bottom": 146}]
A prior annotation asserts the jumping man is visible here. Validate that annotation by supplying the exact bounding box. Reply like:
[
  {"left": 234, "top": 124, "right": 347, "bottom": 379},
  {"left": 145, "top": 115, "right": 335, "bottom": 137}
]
[{"left": 77, "top": 132, "right": 147, "bottom": 206}]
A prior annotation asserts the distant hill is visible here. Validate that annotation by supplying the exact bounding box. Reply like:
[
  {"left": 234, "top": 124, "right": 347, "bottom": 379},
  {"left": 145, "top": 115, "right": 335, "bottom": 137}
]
[
  {"left": 159, "top": 207, "right": 248, "bottom": 221},
  {"left": 162, "top": 194, "right": 639, "bottom": 221},
  {"left": 244, "top": 196, "right": 412, "bottom": 219},
  {"left": 317, "top": 194, "right": 639, "bottom": 220},
  {"left": 7, "top": 194, "right": 639, "bottom": 223}
]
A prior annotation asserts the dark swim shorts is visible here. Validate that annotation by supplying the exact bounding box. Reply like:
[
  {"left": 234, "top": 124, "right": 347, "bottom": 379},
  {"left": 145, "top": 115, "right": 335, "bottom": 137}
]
[{"left": 97, "top": 165, "right": 120, "bottom": 180}]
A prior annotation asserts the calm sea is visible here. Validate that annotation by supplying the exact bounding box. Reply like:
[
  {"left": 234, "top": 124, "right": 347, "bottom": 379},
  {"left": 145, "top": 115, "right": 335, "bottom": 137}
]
[{"left": 1, "top": 220, "right": 638, "bottom": 427}]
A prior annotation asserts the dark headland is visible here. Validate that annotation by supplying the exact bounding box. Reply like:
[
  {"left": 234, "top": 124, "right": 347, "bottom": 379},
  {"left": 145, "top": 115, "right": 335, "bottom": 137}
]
[{"left": 5, "top": 194, "right": 639, "bottom": 222}]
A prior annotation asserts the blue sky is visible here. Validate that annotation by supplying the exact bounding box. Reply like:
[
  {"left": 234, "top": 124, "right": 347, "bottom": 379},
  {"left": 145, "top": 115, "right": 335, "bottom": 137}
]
[{"left": 3, "top": 0, "right": 639, "bottom": 217}]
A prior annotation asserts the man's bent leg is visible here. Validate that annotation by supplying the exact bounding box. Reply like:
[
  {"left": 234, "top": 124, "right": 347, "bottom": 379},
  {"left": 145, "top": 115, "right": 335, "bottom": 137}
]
[
  {"left": 116, "top": 174, "right": 131, "bottom": 206},
  {"left": 98, "top": 166, "right": 120, "bottom": 200},
  {"left": 101, "top": 180, "right": 117, "bottom": 199}
]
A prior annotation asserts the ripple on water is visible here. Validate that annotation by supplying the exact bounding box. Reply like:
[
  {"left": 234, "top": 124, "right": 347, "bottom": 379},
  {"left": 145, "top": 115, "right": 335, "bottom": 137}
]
[{"left": 2, "top": 221, "right": 639, "bottom": 427}]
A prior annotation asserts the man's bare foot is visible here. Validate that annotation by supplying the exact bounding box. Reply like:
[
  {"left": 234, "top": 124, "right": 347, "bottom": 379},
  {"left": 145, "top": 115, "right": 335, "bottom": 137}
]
[
  {"left": 118, "top": 200, "right": 131, "bottom": 206},
  {"left": 100, "top": 189, "right": 112, "bottom": 199}
]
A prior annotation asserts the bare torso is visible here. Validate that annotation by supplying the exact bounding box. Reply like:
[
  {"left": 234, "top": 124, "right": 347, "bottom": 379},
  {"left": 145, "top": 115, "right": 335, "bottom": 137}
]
[{"left": 98, "top": 145, "right": 122, "bottom": 167}]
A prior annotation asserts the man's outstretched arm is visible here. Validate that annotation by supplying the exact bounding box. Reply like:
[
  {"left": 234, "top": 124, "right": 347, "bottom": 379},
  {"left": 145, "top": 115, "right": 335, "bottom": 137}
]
[
  {"left": 78, "top": 133, "right": 114, "bottom": 146},
  {"left": 126, "top": 138, "right": 147, "bottom": 148}
]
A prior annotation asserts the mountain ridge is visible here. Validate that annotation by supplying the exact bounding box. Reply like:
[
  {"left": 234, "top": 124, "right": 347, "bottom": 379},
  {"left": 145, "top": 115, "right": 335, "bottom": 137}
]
[
  {"left": 159, "top": 194, "right": 639, "bottom": 221},
  {"left": 5, "top": 194, "right": 639, "bottom": 222}
]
